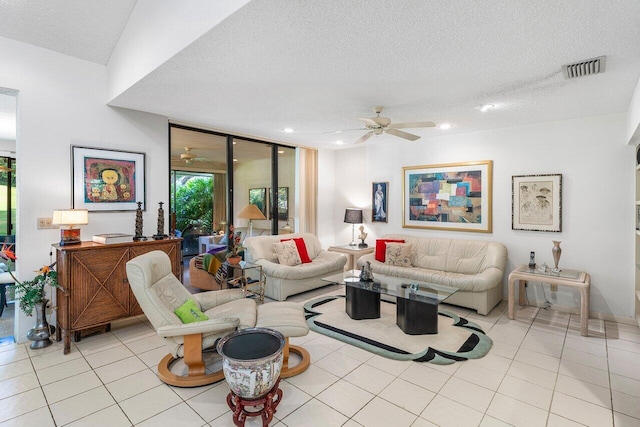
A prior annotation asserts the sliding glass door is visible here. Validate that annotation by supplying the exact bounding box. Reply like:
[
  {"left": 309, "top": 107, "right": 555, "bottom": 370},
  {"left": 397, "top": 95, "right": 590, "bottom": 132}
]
[{"left": 169, "top": 124, "right": 296, "bottom": 256}]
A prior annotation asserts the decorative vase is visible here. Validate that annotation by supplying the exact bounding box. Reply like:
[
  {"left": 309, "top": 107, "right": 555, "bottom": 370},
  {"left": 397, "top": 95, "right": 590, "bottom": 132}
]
[
  {"left": 26, "top": 299, "right": 52, "bottom": 349},
  {"left": 552, "top": 241, "right": 562, "bottom": 272},
  {"left": 227, "top": 256, "right": 242, "bottom": 265},
  {"left": 216, "top": 327, "right": 285, "bottom": 399}
]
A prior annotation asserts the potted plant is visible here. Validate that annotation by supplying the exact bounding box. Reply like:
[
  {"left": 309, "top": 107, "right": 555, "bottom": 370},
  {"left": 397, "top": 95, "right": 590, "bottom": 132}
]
[
  {"left": 226, "top": 224, "right": 243, "bottom": 265},
  {"left": 0, "top": 241, "right": 58, "bottom": 348}
]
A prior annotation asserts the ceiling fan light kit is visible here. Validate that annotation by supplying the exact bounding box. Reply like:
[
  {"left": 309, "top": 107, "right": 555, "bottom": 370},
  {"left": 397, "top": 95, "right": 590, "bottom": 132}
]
[
  {"left": 175, "top": 147, "right": 209, "bottom": 165},
  {"left": 351, "top": 106, "right": 435, "bottom": 144}
]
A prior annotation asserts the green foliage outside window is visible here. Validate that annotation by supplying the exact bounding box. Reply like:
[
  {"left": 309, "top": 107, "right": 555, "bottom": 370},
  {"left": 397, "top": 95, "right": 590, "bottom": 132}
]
[{"left": 175, "top": 176, "right": 214, "bottom": 233}]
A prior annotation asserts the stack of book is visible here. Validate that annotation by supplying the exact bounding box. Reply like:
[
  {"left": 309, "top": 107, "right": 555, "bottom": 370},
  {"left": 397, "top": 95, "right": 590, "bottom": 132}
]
[{"left": 92, "top": 233, "right": 134, "bottom": 244}]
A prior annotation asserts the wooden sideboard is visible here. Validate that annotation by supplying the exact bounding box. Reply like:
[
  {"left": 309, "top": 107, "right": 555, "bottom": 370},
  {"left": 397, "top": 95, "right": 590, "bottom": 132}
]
[{"left": 54, "top": 238, "right": 182, "bottom": 354}]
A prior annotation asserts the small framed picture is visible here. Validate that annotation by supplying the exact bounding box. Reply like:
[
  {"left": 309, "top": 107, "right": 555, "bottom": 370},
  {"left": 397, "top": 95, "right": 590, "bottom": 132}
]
[
  {"left": 512, "top": 174, "right": 562, "bottom": 232},
  {"left": 372, "top": 182, "right": 388, "bottom": 222},
  {"left": 72, "top": 146, "right": 145, "bottom": 212},
  {"left": 249, "top": 188, "right": 267, "bottom": 217}
]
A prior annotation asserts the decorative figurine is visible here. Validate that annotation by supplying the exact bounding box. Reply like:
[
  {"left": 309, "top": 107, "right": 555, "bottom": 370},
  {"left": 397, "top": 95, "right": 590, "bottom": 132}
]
[
  {"left": 538, "top": 262, "right": 549, "bottom": 273},
  {"left": 359, "top": 261, "right": 374, "bottom": 282},
  {"left": 358, "top": 225, "right": 368, "bottom": 248},
  {"left": 153, "top": 202, "right": 167, "bottom": 240},
  {"left": 133, "top": 201, "right": 147, "bottom": 241}
]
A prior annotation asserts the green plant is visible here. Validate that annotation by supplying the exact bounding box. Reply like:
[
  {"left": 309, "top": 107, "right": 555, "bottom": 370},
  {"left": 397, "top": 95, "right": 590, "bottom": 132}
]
[{"left": 0, "top": 242, "right": 58, "bottom": 316}]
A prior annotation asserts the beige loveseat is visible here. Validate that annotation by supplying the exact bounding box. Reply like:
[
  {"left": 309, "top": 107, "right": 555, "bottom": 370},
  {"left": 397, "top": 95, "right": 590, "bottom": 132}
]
[
  {"left": 356, "top": 234, "right": 507, "bottom": 315},
  {"left": 244, "top": 233, "right": 347, "bottom": 301}
]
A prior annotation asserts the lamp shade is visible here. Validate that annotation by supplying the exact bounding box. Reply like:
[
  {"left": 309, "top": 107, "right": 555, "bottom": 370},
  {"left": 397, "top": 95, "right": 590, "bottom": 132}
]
[
  {"left": 237, "top": 204, "right": 266, "bottom": 220},
  {"left": 52, "top": 209, "right": 89, "bottom": 226},
  {"left": 344, "top": 208, "right": 363, "bottom": 224}
]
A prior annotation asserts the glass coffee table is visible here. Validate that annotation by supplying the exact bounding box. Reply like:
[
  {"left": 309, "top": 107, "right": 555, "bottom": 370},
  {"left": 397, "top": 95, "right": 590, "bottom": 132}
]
[{"left": 322, "top": 270, "right": 459, "bottom": 335}]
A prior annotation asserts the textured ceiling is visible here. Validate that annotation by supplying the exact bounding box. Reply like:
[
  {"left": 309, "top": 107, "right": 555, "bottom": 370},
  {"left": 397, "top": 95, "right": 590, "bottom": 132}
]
[
  {"left": 0, "top": 0, "right": 136, "bottom": 65},
  {"left": 2, "top": 1, "right": 640, "bottom": 150}
]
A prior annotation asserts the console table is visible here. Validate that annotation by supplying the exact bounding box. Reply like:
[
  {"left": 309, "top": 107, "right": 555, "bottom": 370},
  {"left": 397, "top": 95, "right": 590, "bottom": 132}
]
[
  {"left": 55, "top": 238, "right": 182, "bottom": 354},
  {"left": 508, "top": 264, "right": 591, "bottom": 336},
  {"left": 328, "top": 244, "right": 374, "bottom": 271}
]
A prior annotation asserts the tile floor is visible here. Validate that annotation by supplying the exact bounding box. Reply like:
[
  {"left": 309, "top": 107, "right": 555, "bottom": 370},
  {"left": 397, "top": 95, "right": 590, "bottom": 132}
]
[{"left": 0, "top": 286, "right": 639, "bottom": 426}]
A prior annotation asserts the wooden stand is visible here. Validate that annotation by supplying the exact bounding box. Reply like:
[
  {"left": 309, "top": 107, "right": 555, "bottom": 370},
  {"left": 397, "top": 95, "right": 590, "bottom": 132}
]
[{"left": 226, "top": 377, "right": 283, "bottom": 427}]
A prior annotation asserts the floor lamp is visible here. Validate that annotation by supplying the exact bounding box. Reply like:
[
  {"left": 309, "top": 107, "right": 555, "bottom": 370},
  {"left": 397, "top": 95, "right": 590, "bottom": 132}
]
[
  {"left": 344, "top": 208, "right": 363, "bottom": 246},
  {"left": 237, "top": 204, "right": 266, "bottom": 242}
]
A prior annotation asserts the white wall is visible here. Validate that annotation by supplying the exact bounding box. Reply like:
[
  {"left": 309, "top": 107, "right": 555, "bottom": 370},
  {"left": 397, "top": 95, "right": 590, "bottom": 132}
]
[
  {"left": 324, "top": 114, "right": 635, "bottom": 319},
  {"left": 0, "top": 36, "right": 169, "bottom": 341}
]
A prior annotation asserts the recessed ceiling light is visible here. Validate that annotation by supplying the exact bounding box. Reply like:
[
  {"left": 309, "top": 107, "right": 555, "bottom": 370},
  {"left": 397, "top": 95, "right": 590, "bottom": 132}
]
[
  {"left": 476, "top": 104, "right": 495, "bottom": 112},
  {"left": 283, "top": 128, "right": 294, "bottom": 133},
  {"left": 335, "top": 140, "right": 344, "bottom": 145},
  {"left": 278, "top": 150, "right": 284, "bottom": 154},
  {"left": 439, "top": 123, "right": 452, "bottom": 130}
]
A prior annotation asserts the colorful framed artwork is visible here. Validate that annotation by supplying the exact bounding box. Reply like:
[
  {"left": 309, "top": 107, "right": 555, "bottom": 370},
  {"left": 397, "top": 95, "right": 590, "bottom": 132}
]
[
  {"left": 72, "top": 146, "right": 145, "bottom": 212},
  {"left": 249, "top": 188, "right": 267, "bottom": 217},
  {"left": 512, "top": 174, "right": 562, "bottom": 232},
  {"left": 402, "top": 160, "right": 493, "bottom": 233},
  {"left": 372, "top": 182, "right": 388, "bottom": 222},
  {"left": 268, "top": 187, "right": 289, "bottom": 220}
]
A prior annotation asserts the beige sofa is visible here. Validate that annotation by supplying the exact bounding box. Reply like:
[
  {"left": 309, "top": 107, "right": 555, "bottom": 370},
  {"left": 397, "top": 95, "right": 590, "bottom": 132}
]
[
  {"left": 244, "top": 233, "right": 347, "bottom": 301},
  {"left": 356, "top": 234, "right": 507, "bottom": 315}
]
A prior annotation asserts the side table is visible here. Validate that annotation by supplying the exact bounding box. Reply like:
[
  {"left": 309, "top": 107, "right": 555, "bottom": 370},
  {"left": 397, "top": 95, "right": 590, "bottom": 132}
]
[
  {"left": 508, "top": 264, "right": 591, "bottom": 336},
  {"left": 328, "top": 244, "right": 374, "bottom": 271},
  {"left": 226, "top": 261, "right": 266, "bottom": 303}
]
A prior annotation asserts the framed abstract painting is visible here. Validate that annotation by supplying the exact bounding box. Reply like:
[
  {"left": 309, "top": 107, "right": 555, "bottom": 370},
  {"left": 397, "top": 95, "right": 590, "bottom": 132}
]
[
  {"left": 72, "top": 146, "right": 145, "bottom": 212},
  {"left": 512, "top": 173, "right": 562, "bottom": 232},
  {"left": 402, "top": 160, "right": 493, "bottom": 233}
]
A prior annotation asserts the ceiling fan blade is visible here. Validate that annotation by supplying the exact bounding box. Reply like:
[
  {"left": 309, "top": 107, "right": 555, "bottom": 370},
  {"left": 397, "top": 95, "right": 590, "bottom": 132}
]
[
  {"left": 354, "top": 131, "right": 375, "bottom": 144},
  {"left": 358, "top": 118, "right": 380, "bottom": 127},
  {"left": 391, "top": 121, "right": 436, "bottom": 129},
  {"left": 322, "top": 128, "right": 368, "bottom": 134},
  {"left": 385, "top": 128, "right": 420, "bottom": 141}
]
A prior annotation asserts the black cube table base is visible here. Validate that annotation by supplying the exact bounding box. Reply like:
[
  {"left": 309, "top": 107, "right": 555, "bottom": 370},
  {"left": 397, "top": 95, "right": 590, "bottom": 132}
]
[
  {"left": 396, "top": 297, "right": 439, "bottom": 335},
  {"left": 345, "top": 285, "right": 380, "bottom": 320}
]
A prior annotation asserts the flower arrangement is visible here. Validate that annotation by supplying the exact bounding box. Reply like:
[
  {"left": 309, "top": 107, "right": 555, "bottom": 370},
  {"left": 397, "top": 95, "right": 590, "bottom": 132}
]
[
  {"left": 0, "top": 241, "right": 58, "bottom": 316},
  {"left": 226, "top": 224, "right": 243, "bottom": 259}
]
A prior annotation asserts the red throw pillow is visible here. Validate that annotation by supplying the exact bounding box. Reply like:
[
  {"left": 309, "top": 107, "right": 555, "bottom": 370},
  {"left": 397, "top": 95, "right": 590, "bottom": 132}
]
[
  {"left": 375, "top": 239, "right": 405, "bottom": 262},
  {"left": 280, "top": 238, "right": 312, "bottom": 263}
]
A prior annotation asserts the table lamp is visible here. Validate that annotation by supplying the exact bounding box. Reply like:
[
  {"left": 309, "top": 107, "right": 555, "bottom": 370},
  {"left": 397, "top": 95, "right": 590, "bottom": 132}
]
[
  {"left": 344, "top": 208, "right": 363, "bottom": 246},
  {"left": 52, "top": 209, "right": 89, "bottom": 246},
  {"left": 237, "top": 204, "right": 266, "bottom": 241}
]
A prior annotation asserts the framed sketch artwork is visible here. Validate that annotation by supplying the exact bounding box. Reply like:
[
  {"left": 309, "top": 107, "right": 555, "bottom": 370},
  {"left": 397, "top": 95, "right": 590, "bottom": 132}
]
[
  {"left": 72, "top": 146, "right": 145, "bottom": 211},
  {"left": 372, "top": 182, "right": 388, "bottom": 222},
  {"left": 512, "top": 174, "right": 562, "bottom": 232},
  {"left": 403, "top": 161, "right": 493, "bottom": 233}
]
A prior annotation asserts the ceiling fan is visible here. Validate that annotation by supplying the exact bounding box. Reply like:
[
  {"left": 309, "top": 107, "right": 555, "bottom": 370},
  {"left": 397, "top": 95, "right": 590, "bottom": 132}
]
[
  {"left": 350, "top": 106, "right": 436, "bottom": 144},
  {"left": 175, "top": 147, "right": 210, "bottom": 165}
]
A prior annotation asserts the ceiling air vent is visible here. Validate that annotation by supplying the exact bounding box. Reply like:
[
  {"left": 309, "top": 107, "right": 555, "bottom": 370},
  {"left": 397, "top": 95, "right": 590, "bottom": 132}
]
[{"left": 562, "top": 56, "right": 606, "bottom": 79}]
